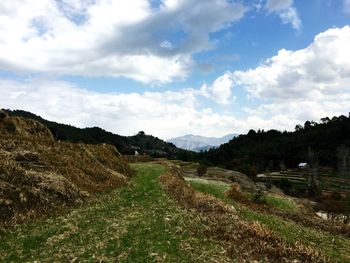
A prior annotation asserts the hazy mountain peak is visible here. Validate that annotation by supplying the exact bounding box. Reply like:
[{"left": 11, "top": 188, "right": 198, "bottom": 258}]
[{"left": 168, "top": 133, "right": 237, "bottom": 152}]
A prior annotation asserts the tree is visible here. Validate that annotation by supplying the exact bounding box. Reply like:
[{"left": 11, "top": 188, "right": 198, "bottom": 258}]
[
  {"left": 304, "top": 121, "right": 312, "bottom": 129},
  {"left": 321, "top": 117, "right": 330, "bottom": 124},
  {"left": 295, "top": 124, "right": 303, "bottom": 131},
  {"left": 337, "top": 145, "right": 350, "bottom": 177},
  {"left": 247, "top": 129, "right": 256, "bottom": 136},
  {"left": 197, "top": 164, "right": 207, "bottom": 177},
  {"left": 280, "top": 161, "right": 286, "bottom": 172},
  {"left": 307, "top": 147, "right": 320, "bottom": 197}
]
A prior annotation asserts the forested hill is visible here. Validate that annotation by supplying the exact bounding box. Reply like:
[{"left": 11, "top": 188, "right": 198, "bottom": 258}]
[
  {"left": 6, "top": 109, "right": 350, "bottom": 172},
  {"left": 200, "top": 114, "right": 350, "bottom": 173},
  {"left": 5, "top": 109, "right": 196, "bottom": 159}
]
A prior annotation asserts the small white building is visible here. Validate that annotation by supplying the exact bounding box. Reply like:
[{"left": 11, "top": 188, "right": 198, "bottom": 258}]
[{"left": 298, "top": 162, "right": 309, "bottom": 169}]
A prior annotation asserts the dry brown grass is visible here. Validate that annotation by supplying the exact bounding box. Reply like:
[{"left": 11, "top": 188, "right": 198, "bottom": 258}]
[
  {"left": 225, "top": 183, "right": 249, "bottom": 203},
  {"left": 0, "top": 112, "right": 133, "bottom": 225},
  {"left": 159, "top": 164, "right": 330, "bottom": 263},
  {"left": 225, "top": 183, "right": 350, "bottom": 238}
]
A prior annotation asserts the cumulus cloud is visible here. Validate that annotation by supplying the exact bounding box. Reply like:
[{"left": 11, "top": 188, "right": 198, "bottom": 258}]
[
  {"left": 232, "top": 26, "right": 350, "bottom": 100},
  {"left": 265, "top": 0, "right": 301, "bottom": 29},
  {"left": 193, "top": 25, "right": 350, "bottom": 133},
  {"left": 244, "top": 98, "right": 350, "bottom": 128},
  {"left": 0, "top": 78, "right": 240, "bottom": 138},
  {"left": 0, "top": 0, "right": 246, "bottom": 84},
  {"left": 0, "top": 76, "right": 316, "bottom": 139},
  {"left": 200, "top": 72, "right": 235, "bottom": 105}
]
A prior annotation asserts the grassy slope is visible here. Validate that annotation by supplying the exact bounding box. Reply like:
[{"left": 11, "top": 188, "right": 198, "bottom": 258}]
[
  {"left": 0, "top": 164, "right": 228, "bottom": 262},
  {"left": 188, "top": 180, "right": 350, "bottom": 262}
]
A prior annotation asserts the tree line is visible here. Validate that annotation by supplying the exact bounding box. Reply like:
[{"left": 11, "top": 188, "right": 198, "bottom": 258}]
[{"left": 198, "top": 114, "right": 350, "bottom": 176}]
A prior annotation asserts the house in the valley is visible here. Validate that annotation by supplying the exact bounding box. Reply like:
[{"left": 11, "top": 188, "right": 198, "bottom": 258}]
[{"left": 298, "top": 162, "right": 309, "bottom": 169}]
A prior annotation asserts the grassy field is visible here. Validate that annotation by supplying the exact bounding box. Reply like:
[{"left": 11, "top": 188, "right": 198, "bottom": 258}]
[
  {"left": 2, "top": 163, "right": 350, "bottom": 262},
  {"left": 0, "top": 163, "right": 229, "bottom": 262},
  {"left": 189, "top": 179, "right": 350, "bottom": 262},
  {"left": 184, "top": 177, "right": 230, "bottom": 201}
]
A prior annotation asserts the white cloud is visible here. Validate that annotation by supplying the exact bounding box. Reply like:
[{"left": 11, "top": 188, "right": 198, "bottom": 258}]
[
  {"left": 0, "top": 77, "right": 302, "bottom": 139},
  {"left": 232, "top": 26, "right": 350, "bottom": 100},
  {"left": 200, "top": 72, "right": 235, "bottom": 105},
  {"left": 265, "top": 0, "right": 301, "bottom": 29},
  {"left": 266, "top": 0, "right": 293, "bottom": 12},
  {"left": 0, "top": 78, "right": 239, "bottom": 138},
  {"left": 278, "top": 7, "right": 301, "bottom": 29},
  {"left": 232, "top": 26, "right": 350, "bottom": 128},
  {"left": 244, "top": 98, "right": 350, "bottom": 127},
  {"left": 160, "top": 40, "right": 173, "bottom": 50},
  {"left": 0, "top": 0, "right": 246, "bottom": 84},
  {"left": 1, "top": 71, "right": 349, "bottom": 140},
  {"left": 178, "top": 25, "right": 350, "bottom": 134}
]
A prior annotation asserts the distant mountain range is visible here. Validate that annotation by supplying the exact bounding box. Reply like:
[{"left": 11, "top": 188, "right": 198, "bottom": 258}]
[{"left": 168, "top": 134, "right": 237, "bottom": 152}]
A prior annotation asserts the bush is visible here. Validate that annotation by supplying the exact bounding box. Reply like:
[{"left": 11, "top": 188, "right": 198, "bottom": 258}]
[
  {"left": 0, "top": 109, "right": 8, "bottom": 120},
  {"left": 197, "top": 164, "right": 207, "bottom": 177},
  {"left": 226, "top": 183, "right": 247, "bottom": 202},
  {"left": 3, "top": 120, "right": 16, "bottom": 132},
  {"left": 252, "top": 189, "right": 266, "bottom": 204},
  {"left": 238, "top": 164, "right": 257, "bottom": 180},
  {"left": 319, "top": 191, "right": 348, "bottom": 222}
]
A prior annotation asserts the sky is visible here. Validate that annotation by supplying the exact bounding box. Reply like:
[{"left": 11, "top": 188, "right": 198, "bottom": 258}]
[{"left": 0, "top": 0, "right": 350, "bottom": 139}]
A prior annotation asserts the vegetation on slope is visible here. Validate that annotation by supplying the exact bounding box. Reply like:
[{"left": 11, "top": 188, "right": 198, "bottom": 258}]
[
  {"left": 0, "top": 110, "right": 133, "bottom": 225},
  {"left": 188, "top": 177, "right": 350, "bottom": 262},
  {"left": 0, "top": 164, "right": 230, "bottom": 262},
  {"left": 201, "top": 114, "right": 350, "bottom": 173},
  {"left": 160, "top": 164, "right": 332, "bottom": 262},
  {"left": 5, "top": 109, "right": 196, "bottom": 159}
]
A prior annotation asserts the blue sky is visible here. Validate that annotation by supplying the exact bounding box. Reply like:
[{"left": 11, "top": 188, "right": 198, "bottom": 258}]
[{"left": 0, "top": 0, "right": 350, "bottom": 139}]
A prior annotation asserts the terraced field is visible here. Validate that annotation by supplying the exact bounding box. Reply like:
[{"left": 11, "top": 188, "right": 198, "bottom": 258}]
[
  {"left": 1, "top": 163, "right": 349, "bottom": 262},
  {"left": 0, "top": 164, "right": 229, "bottom": 262}
]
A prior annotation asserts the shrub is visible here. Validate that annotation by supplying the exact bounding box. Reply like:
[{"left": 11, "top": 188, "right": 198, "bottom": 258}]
[
  {"left": 251, "top": 189, "right": 266, "bottom": 204},
  {"left": 238, "top": 164, "right": 257, "bottom": 180},
  {"left": 0, "top": 109, "right": 8, "bottom": 120},
  {"left": 225, "top": 183, "right": 247, "bottom": 203},
  {"left": 3, "top": 120, "right": 16, "bottom": 132},
  {"left": 197, "top": 164, "right": 207, "bottom": 177}
]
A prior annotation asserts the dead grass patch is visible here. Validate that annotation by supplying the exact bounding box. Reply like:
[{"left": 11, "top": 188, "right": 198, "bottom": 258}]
[
  {"left": 225, "top": 185, "right": 350, "bottom": 238},
  {"left": 159, "top": 165, "right": 330, "bottom": 263},
  {"left": 0, "top": 114, "right": 133, "bottom": 225}
]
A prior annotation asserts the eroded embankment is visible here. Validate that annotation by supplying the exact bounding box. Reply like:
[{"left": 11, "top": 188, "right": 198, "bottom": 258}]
[
  {"left": 0, "top": 110, "right": 133, "bottom": 225},
  {"left": 159, "top": 164, "right": 329, "bottom": 263}
]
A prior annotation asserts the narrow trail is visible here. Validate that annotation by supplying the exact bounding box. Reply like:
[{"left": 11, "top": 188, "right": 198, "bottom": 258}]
[{"left": 0, "top": 163, "right": 228, "bottom": 262}]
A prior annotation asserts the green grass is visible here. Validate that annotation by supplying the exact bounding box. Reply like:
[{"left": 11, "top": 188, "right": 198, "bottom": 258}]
[
  {"left": 188, "top": 178, "right": 298, "bottom": 213},
  {"left": 243, "top": 192, "right": 299, "bottom": 213},
  {"left": 238, "top": 207, "right": 350, "bottom": 262},
  {"left": 187, "top": 179, "right": 230, "bottom": 201},
  {"left": 0, "top": 163, "right": 228, "bottom": 262},
  {"left": 189, "top": 178, "right": 350, "bottom": 262},
  {"left": 264, "top": 195, "right": 298, "bottom": 213}
]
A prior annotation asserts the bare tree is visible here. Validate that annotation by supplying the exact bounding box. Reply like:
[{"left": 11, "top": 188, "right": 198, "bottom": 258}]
[{"left": 308, "top": 147, "right": 320, "bottom": 197}]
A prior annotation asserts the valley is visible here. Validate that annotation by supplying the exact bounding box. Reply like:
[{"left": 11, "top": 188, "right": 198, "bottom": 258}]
[{"left": 1, "top": 111, "right": 350, "bottom": 262}]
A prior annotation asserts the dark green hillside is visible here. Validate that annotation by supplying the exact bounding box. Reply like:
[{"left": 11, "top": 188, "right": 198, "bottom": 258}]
[
  {"left": 5, "top": 109, "right": 196, "bottom": 160},
  {"left": 201, "top": 114, "right": 350, "bottom": 173}
]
